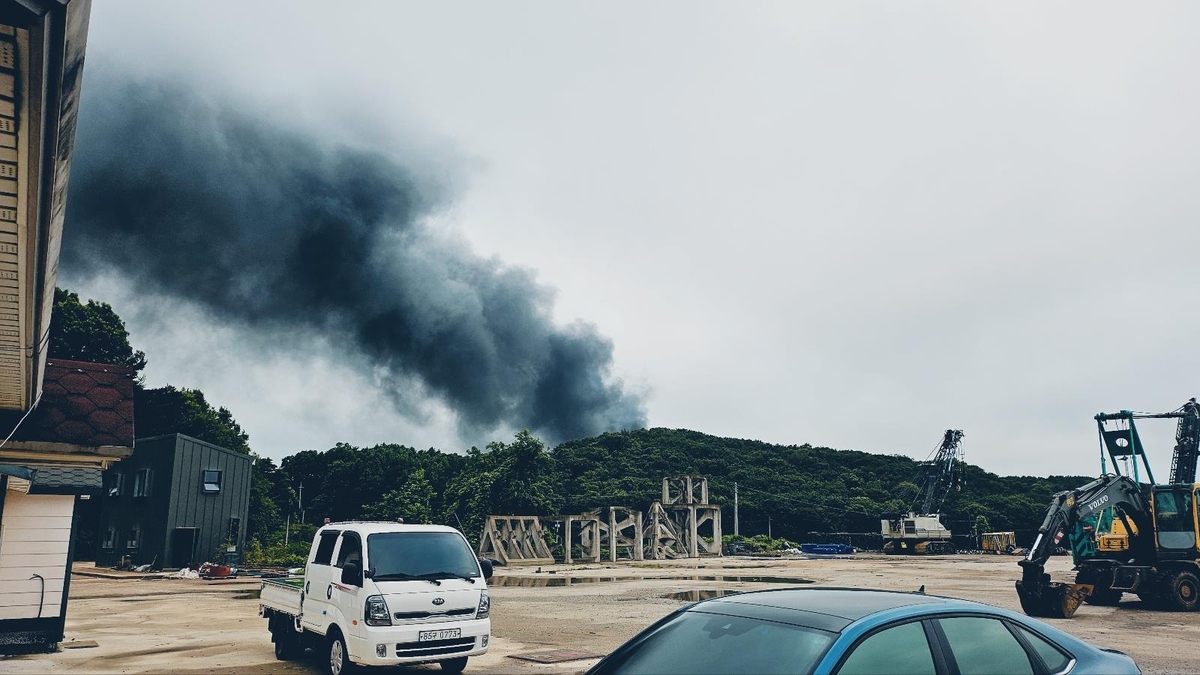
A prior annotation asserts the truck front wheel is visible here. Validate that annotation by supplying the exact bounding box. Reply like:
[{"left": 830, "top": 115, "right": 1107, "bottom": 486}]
[
  {"left": 327, "top": 631, "right": 357, "bottom": 675},
  {"left": 441, "top": 656, "right": 469, "bottom": 673}
]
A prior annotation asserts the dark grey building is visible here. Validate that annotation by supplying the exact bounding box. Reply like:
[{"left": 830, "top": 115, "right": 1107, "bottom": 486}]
[{"left": 96, "top": 434, "right": 252, "bottom": 569}]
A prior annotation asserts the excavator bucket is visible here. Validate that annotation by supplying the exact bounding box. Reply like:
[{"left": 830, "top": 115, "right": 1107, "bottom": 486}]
[{"left": 1015, "top": 580, "right": 1091, "bottom": 618}]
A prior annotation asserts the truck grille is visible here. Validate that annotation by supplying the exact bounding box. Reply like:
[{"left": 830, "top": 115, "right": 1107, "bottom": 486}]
[
  {"left": 396, "top": 636, "right": 476, "bottom": 658},
  {"left": 393, "top": 607, "right": 475, "bottom": 621}
]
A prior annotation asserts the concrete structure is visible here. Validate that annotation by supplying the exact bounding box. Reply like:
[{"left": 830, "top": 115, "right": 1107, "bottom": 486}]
[
  {"left": 657, "top": 475, "right": 722, "bottom": 558},
  {"left": 561, "top": 512, "right": 601, "bottom": 564},
  {"left": 513, "top": 475, "right": 723, "bottom": 564},
  {"left": 477, "top": 516, "right": 555, "bottom": 566},
  {"left": 601, "top": 506, "right": 643, "bottom": 562},
  {"left": 642, "top": 500, "right": 687, "bottom": 560},
  {"left": 96, "top": 434, "right": 251, "bottom": 569}
]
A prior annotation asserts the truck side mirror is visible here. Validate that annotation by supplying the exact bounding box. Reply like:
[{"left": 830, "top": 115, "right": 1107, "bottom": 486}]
[
  {"left": 341, "top": 562, "right": 363, "bottom": 587},
  {"left": 480, "top": 558, "right": 493, "bottom": 580}
]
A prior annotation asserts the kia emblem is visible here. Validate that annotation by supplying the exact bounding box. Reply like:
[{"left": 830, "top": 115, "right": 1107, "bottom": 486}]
[{"left": 432, "top": 597, "right": 445, "bottom": 606}]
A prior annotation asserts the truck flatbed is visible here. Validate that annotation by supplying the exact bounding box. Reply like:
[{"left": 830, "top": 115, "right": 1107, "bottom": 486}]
[{"left": 260, "top": 576, "right": 303, "bottom": 617}]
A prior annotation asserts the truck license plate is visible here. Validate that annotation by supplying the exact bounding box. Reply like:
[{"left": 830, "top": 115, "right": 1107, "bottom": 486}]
[{"left": 419, "top": 629, "right": 461, "bottom": 642}]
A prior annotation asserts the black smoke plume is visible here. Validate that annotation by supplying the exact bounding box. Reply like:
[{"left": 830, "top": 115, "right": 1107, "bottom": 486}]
[{"left": 62, "top": 73, "right": 645, "bottom": 443}]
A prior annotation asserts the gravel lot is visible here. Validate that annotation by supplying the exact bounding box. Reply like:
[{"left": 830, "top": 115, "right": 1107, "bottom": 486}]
[{"left": 2, "top": 555, "right": 1196, "bottom": 674}]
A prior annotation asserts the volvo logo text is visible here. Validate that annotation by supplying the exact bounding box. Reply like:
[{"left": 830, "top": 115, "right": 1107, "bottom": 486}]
[{"left": 432, "top": 597, "right": 445, "bottom": 605}]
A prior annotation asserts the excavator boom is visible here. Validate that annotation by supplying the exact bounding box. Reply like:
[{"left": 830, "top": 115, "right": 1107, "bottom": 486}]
[{"left": 1015, "top": 474, "right": 1151, "bottom": 618}]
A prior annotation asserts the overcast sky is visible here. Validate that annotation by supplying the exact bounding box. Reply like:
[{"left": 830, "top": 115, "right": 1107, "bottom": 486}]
[{"left": 62, "top": 2, "right": 1200, "bottom": 476}]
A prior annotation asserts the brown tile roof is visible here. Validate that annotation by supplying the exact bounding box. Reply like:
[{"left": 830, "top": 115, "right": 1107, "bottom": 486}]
[{"left": 12, "top": 359, "right": 135, "bottom": 447}]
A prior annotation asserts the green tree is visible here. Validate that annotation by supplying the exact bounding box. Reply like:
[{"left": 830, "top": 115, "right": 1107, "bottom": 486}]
[
  {"left": 135, "top": 385, "right": 251, "bottom": 453},
  {"left": 362, "top": 469, "right": 434, "bottom": 524},
  {"left": 248, "top": 456, "right": 291, "bottom": 543},
  {"left": 48, "top": 287, "right": 147, "bottom": 375},
  {"left": 444, "top": 430, "right": 560, "bottom": 541},
  {"left": 974, "top": 515, "right": 992, "bottom": 537}
]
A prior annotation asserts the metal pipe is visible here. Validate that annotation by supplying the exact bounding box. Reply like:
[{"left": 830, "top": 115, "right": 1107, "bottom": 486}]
[{"left": 29, "top": 574, "right": 44, "bottom": 618}]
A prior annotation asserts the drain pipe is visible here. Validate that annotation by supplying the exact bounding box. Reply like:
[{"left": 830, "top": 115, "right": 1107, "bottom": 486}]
[{"left": 29, "top": 573, "right": 44, "bottom": 618}]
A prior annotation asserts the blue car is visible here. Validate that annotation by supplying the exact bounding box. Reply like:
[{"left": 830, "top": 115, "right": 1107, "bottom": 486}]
[{"left": 587, "top": 588, "right": 1139, "bottom": 675}]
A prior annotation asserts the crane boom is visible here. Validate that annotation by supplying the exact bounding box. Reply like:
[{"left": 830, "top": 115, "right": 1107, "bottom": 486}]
[
  {"left": 914, "top": 429, "right": 964, "bottom": 515},
  {"left": 1169, "top": 398, "right": 1200, "bottom": 485}
]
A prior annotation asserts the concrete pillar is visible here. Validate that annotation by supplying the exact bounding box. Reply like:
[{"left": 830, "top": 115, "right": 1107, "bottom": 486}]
[
  {"left": 609, "top": 507, "right": 618, "bottom": 563},
  {"left": 713, "top": 507, "right": 722, "bottom": 556},
  {"left": 634, "top": 511, "right": 644, "bottom": 561},
  {"left": 689, "top": 506, "right": 699, "bottom": 558},
  {"left": 564, "top": 516, "right": 574, "bottom": 564}
]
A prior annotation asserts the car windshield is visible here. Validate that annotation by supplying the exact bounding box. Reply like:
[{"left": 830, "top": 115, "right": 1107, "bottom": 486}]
[
  {"left": 599, "top": 610, "right": 834, "bottom": 675},
  {"left": 366, "top": 532, "right": 480, "bottom": 579}
]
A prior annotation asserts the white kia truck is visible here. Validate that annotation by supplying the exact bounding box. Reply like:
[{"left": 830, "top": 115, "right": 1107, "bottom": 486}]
[{"left": 260, "top": 522, "right": 493, "bottom": 675}]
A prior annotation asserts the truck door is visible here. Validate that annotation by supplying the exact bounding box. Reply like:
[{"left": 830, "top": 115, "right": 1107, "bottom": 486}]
[
  {"left": 302, "top": 529, "right": 341, "bottom": 632},
  {"left": 332, "top": 532, "right": 365, "bottom": 637}
]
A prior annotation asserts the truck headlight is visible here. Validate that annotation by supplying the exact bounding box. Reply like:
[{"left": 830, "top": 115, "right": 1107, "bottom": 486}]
[
  {"left": 476, "top": 589, "right": 490, "bottom": 619},
  {"left": 365, "top": 595, "right": 392, "bottom": 626}
]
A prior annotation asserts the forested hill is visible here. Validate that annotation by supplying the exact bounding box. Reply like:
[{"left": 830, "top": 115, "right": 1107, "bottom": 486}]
[
  {"left": 249, "top": 427, "right": 1095, "bottom": 550},
  {"left": 554, "top": 428, "right": 1093, "bottom": 541}
]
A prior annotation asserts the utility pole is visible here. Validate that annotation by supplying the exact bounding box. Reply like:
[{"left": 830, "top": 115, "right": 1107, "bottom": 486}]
[
  {"left": 768, "top": 515, "right": 772, "bottom": 539},
  {"left": 733, "top": 482, "right": 739, "bottom": 536},
  {"left": 298, "top": 481, "right": 305, "bottom": 524}
]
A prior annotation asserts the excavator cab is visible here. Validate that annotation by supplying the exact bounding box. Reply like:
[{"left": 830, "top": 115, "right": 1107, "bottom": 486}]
[{"left": 1151, "top": 485, "right": 1199, "bottom": 556}]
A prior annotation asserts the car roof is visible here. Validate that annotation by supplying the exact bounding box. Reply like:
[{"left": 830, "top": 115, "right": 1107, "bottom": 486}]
[
  {"left": 316, "top": 522, "right": 464, "bottom": 536},
  {"left": 687, "top": 588, "right": 980, "bottom": 633}
]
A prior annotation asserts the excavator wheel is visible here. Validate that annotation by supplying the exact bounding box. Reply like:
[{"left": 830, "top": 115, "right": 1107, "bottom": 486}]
[{"left": 1162, "top": 570, "right": 1200, "bottom": 612}]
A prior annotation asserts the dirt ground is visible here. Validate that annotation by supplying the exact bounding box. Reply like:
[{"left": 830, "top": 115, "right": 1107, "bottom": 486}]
[{"left": 2, "top": 555, "right": 1197, "bottom": 674}]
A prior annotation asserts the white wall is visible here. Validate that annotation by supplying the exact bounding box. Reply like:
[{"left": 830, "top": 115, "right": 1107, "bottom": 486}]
[{"left": 0, "top": 491, "right": 72, "bottom": 620}]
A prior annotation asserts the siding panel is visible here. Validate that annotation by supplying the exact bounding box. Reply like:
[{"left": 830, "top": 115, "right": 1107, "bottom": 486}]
[
  {"left": 2, "top": 540, "right": 69, "bottom": 554},
  {"left": 0, "top": 492, "right": 71, "bottom": 619}
]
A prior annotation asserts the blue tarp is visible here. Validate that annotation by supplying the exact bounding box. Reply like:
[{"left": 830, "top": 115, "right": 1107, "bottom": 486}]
[{"left": 801, "top": 543, "right": 854, "bottom": 555}]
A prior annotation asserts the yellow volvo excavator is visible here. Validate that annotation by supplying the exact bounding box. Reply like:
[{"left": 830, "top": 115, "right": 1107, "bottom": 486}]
[{"left": 1016, "top": 400, "right": 1200, "bottom": 618}]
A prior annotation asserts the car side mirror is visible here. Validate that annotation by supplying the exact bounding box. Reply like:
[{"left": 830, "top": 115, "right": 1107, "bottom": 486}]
[
  {"left": 480, "top": 558, "right": 494, "bottom": 580},
  {"left": 341, "top": 562, "right": 363, "bottom": 586}
]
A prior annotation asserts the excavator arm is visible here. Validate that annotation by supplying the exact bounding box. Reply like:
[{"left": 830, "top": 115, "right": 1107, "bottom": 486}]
[{"left": 1016, "top": 474, "right": 1151, "bottom": 618}]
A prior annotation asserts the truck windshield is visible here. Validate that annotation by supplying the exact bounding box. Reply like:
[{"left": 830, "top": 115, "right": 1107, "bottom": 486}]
[{"left": 366, "top": 532, "right": 480, "bottom": 580}]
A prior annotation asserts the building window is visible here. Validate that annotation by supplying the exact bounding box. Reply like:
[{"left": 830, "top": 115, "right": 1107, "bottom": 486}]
[
  {"left": 107, "top": 473, "right": 124, "bottom": 497},
  {"left": 126, "top": 527, "right": 141, "bottom": 550},
  {"left": 101, "top": 528, "right": 116, "bottom": 550},
  {"left": 228, "top": 517, "right": 240, "bottom": 551},
  {"left": 133, "top": 468, "right": 153, "bottom": 498},
  {"left": 202, "top": 470, "right": 222, "bottom": 493}
]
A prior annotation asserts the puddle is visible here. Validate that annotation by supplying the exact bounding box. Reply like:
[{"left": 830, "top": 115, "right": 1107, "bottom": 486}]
[
  {"left": 491, "top": 575, "right": 813, "bottom": 588},
  {"left": 664, "top": 589, "right": 742, "bottom": 601},
  {"left": 694, "top": 576, "right": 814, "bottom": 584},
  {"left": 491, "top": 576, "right": 620, "bottom": 587}
]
